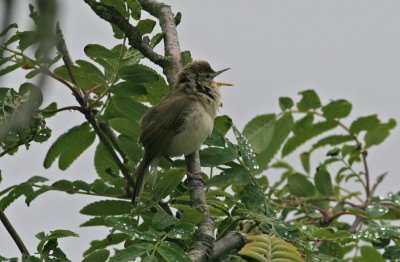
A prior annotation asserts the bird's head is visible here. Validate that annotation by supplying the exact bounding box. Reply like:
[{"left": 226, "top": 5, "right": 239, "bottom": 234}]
[{"left": 176, "top": 60, "right": 232, "bottom": 88}]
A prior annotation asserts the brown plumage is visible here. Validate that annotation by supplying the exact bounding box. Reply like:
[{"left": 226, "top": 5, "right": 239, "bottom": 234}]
[{"left": 132, "top": 61, "right": 230, "bottom": 204}]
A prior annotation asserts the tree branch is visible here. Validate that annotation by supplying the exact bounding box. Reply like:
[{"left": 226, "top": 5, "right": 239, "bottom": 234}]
[
  {"left": 55, "top": 24, "right": 135, "bottom": 192},
  {"left": 186, "top": 152, "right": 215, "bottom": 262},
  {"left": 0, "top": 209, "right": 30, "bottom": 257},
  {"left": 83, "top": 0, "right": 167, "bottom": 69},
  {"left": 139, "top": 0, "right": 182, "bottom": 84},
  {"left": 211, "top": 231, "right": 246, "bottom": 260}
]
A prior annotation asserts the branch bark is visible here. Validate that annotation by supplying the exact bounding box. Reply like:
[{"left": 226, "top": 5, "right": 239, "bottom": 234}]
[
  {"left": 211, "top": 231, "right": 246, "bottom": 260},
  {"left": 0, "top": 209, "right": 30, "bottom": 257}
]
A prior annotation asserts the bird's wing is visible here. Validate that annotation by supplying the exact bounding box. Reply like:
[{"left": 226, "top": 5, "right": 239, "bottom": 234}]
[{"left": 139, "top": 92, "right": 193, "bottom": 159}]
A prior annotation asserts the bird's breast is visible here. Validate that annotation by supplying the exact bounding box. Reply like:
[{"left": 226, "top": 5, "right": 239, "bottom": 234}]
[{"left": 165, "top": 104, "right": 214, "bottom": 156}]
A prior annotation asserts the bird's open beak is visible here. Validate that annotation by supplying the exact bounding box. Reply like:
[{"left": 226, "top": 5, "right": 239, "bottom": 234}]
[
  {"left": 213, "top": 68, "right": 233, "bottom": 87},
  {"left": 216, "top": 82, "right": 234, "bottom": 87}
]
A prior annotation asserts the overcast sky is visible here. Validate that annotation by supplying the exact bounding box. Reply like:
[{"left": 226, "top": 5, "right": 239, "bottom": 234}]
[{"left": 1, "top": 1, "right": 399, "bottom": 260}]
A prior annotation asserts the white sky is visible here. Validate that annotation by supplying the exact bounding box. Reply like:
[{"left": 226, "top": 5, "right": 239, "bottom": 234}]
[{"left": 1, "top": 0, "right": 399, "bottom": 261}]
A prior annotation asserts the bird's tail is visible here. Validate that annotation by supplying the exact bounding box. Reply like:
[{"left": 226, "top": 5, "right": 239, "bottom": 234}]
[{"left": 132, "top": 155, "right": 159, "bottom": 205}]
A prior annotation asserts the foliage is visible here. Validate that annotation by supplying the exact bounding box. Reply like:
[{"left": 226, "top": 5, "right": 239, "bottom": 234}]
[{"left": 1, "top": 1, "right": 399, "bottom": 261}]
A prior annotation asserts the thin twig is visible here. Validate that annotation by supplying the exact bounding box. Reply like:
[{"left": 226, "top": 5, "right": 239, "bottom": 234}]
[
  {"left": 40, "top": 105, "right": 83, "bottom": 114},
  {"left": 0, "top": 209, "right": 30, "bottom": 257}
]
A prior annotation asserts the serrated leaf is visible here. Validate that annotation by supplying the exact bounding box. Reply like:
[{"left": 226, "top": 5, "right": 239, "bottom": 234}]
[
  {"left": 232, "top": 125, "right": 259, "bottom": 173},
  {"left": 282, "top": 121, "right": 337, "bottom": 157},
  {"left": 297, "top": 89, "right": 321, "bottom": 111},
  {"left": 359, "top": 246, "right": 385, "bottom": 262},
  {"left": 111, "top": 81, "right": 147, "bottom": 97},
  {"left": 214, "top": 115, "right": 232, "bottom": 135},
  {"left": 153, "top": 168, "right": 185, "bottom": 201},
  {"left": 80, "top": 200, "right": 132, "bottom": 216},
  {"left": 207, "top": 166, "right": 250, "bottom": 188},
  {"left": 239, "top": 235, "right": 304, "bottom": 262},
  {"left": 256, "top": 113, "right": 294, "bottom": 169},
  {"left": 83, "top": 233, "right": 127, "bottom": 256},
  {"left": 311, "top": 134, "right": 353, "bottom": 152},
  {"left": 136, "top": 19, "right": 156, "bottom": 35},
  {"left": 0, "top": 62, "right": 24, "bottom": 77},
  {"left": 167, "top": 222, "right": 195, "bottom": 239},
  {"left": 44, "top": 123, "right": 96, "bottom": 170},
  {"left": 82, "top": 249, "right": 109, "bottom": 262},
  {"left": 279, "top": 96, "right": 294, "bottom": 110},
  {"left": 314, "top": 168, "right": 334, "bottom": 196},
  {"left": 109, "top": 118, "right": 139, "bottom": 139},
  {"left": 0, "top": 183, "right": 33, "bottom": 210},
  {"left": 300, "top": 152, "right": 310, "bottom": 173},
  {"left": 350, "top": 115, "right": 380, "bottom": 134},
  {"left": 364, "top": 119, "right": 396, "bottom": 148},
  {"left": 105, "top": 216, "right": 161, "bottom": 241},
  {"left": 288, "top": 173, "right": 315, "bottom": 197},
  {"left": 312, "top": 228, "right": 350, "bottom": 240},
  {"left": 17, "top": 31, "right": 38, "bottom": 51},
  {"left": 0, "top": 23, "right": 17, "bottom": 37},
  {"left": 112, "top": 96, "right": 147, "bottom": 121},
  {"left": 243, "top": 114, "right": 275, "bottom": 153},
  {"left": 157, "top": 242, "right": 191, "bottom": 262},
  {"left": 151, "top": 210, "right": 177, "bottom": 230},
  {"left": 322, "top": 99, "right": 352, "bottom": 119},
  {"left": 110, "top": 243, "right": 155, "bottom": 262},
  {"left": 119, "top": 64, "right": 159, "bottom": 83},
  {"left": 239, "top": 183, "right": 265, "bottom": 212},
  {"left": 200, "top": 147, "right": 237, "bottom": 167},
  {"left": 126, "top": 0, "right": 141, "bottom": 20}
]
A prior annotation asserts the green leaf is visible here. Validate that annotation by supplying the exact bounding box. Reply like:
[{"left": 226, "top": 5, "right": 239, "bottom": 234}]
[
  {"left": 112, "top": 96, "right": 147, "bottom": 121},
  {"left": 314, "top": 168, "right": 334, "bottom": 196},
  {"left": 0, "top": 23, "right": 17, "bottom": 37},
  {"left": 17, "top": 31, "right": 38, "bottom": 51},
  {"left": 136, "top": 19, "right": 156, "bottom": 35},
  {"left": 109, "top": 118, "right": 139, "bottom": 139},
  {"left": 383, "top": 245, "right": 400, "bottom": 260},
  {"left": 167, "top": 222, "right": 195, "bottom": 239},
  {"left": 153, "top": 168, "right": 185, "bottom": 201},
  {"left": 0, "top": 62, "right": 24, "bottom": 77},
  {"left": 243, "top": 114, "right": 275, "bottom": 153},
  {"left": 94, "top": 142, "right": 119, "bottom": 181},
  {"left": 117, "top": 135, "right": 143, "bottom": 164},
  {"left": 232, "top": 125, "right": 259, "bottom": 173},
  {"left": 151, "top": 210, "right": 177, "bottom": 230},
  {"left": 82, "top": 249, "right": 110, "bottom": 262},
  {"left": 322, "top": 99, "right": 352, "bottom": 119},
  {"left": 297, "top": 90, "right": 321, "bottom": 111},
  {"left": 300, "top": 152, "right": 310, "bottom": 173},
  {"left": 364, "top": 119, "right": 396, "bottom": 148},
  {"left": 157, "top": 241, "right": 191, "bottom": 262},
  {"left": 83, "top": 233, "right": 127, "bottom": 256},
  {"left": 350, "top": 115, "right": 380, "bottom": 134},
  {"left": 282, "top": 121, "right": 337, "bottom": 157},
  {"left": 214, "top": 115, "right": 232, "bottom": 135},
  {"left": 181, "top": 50, "right": 192, "bottom": 66},
  {"left": 312, "top": 228, "right": 350, "bottom": 240},
  {"left": 279, "top": 96, "right": 294, "bottom": 110},
  {"left": 256, "top": 113, "right": 294, "bottom": 169},
  {"left": 110, "top": 243, "right": 155, "bottom": 262},
  {"left": 126, "top": 0, "right": 141, "bottom": 20},
  {"left": 80, "top": 200, "right": 132, "bottom": 216},
  {"left": 207, "top": 166, "right": 250, "bottom": 188},
  {"left": 0, "top": 183, "right": 33, "bottom": 210},
  {"left": 105, "top": 216, "right": 161, "bottom": 241},
  {"left": 311, "top": 134, "right": 353, "bottom": 152},
  {"left": 119, "top": 64, "right": 159, "bottom": 83},
  {"left": 47, "top": 124, "right": 95, "bottom": 170},
  {"left": 52, "top": 180, "right": 74, "bottom": 192},
  {"left": 111, "top": 82, "right": 147, "bottom": 97},
  {"left": 360, "top": 246, "right": 385, "bottom": 262},
  {"left": 288, "top": 173, "right": 316, "bottom": 197},
  {"left": 239, "top": 183, "right": 265, "bottom": 212},
  {"left": 200, "top": 147, "right": 237, "bottom": 167}
]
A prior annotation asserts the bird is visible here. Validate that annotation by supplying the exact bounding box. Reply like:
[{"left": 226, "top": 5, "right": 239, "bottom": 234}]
[{"left": 132, "top": 60, "right": 231, "bottom": 205}]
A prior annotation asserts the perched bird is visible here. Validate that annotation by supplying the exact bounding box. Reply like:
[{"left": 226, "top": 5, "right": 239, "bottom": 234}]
[{"left": 132, "top": 60, "right": 231, "bottom": 204}]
